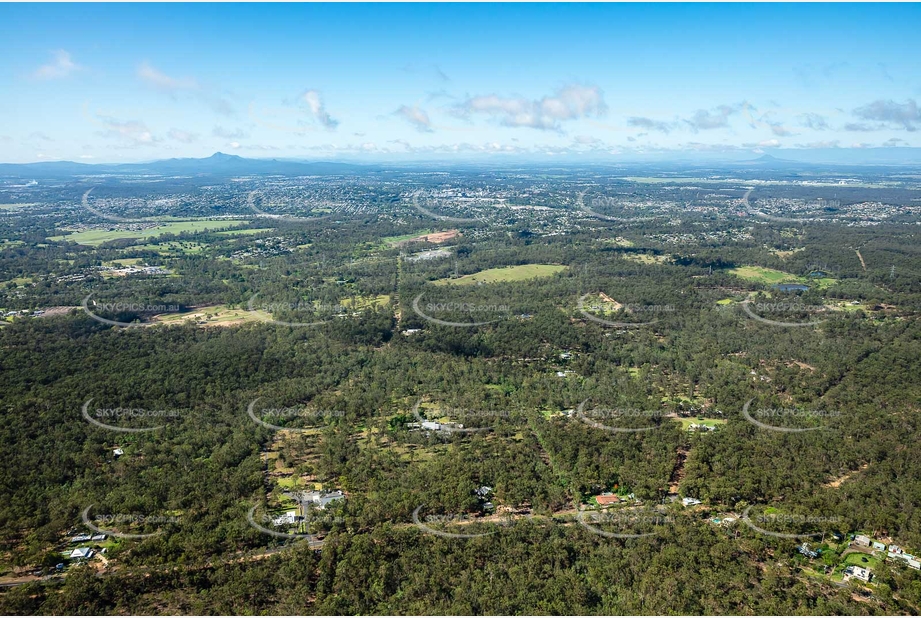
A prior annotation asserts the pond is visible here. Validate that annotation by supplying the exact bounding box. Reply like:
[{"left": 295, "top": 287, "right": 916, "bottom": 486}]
[{"left": 774, "top": 283, "right": 810, "bottom": 292}]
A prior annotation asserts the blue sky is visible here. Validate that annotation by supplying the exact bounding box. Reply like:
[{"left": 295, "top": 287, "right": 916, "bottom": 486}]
[{"left": 1, "top": 3, "right": 920, "bottom": 163}]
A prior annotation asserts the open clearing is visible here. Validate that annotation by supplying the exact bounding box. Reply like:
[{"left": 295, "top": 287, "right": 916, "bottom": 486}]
[
  {"left": 387, "top": 229, "right": 458, "bottom": 246},
  {"left": 151, "top": 304, "right": 273, "bottom": 327},
  {"left": 433, "top": 264, "right": 567, "bottom": 285},
  {"left": 49, "top": 220, "right": 250, "bottom": 246},
  {"left": 675, "top": 418, "right": 727, "bottom": 430},
  {"left": 623, "top": 253, "right": 669, "bottom": 265},
  {"left": 214, "top": 227, "right": 275, "bottom": 236},
  {"left": 124, "top": 241, "right": 206, "bottom": 255},
  {"left": 727, "top": 265, "right": 838, "bottom": 289}
]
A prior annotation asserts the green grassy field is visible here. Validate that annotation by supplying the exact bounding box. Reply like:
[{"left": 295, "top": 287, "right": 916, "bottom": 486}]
[
  {"left": 213, "top": 227, "right": 275, "bottom": 236},
  {"left": 49, "top": 220, "right": 250, "bottom": 246},
  {"left": 843, "top": 552, "right": 882, "bottom": 569},
  {"left": 728, "top": 265, "right": 838, "bottom": 289},
  {"left": 675, "top": 418, "right": 727, "bottom": 430},
  {"left": 340, "top": 294, "right": 391, "bottom": 310},
  {"left": 432, "top": 264, "right": 567, "bottom": 285},
  {"left": 106, "top": 258, "right": 144, "bottom": 267},
  {"left": 728, "top": 266, "right": 798, "bottom": 284},
  {"left": 623, "top": 253, "right": 668, "bottom": 265},
  {"left": 151, "top": 304, "right": 273, "bottom": 327}
]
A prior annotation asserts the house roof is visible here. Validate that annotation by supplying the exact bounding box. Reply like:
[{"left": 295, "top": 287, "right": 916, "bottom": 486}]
[{"left": 69, "top": 547, "right": 93, "bottom": 559}]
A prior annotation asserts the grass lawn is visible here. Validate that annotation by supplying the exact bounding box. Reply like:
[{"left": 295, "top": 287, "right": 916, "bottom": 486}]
[
  {"left": 2, "top": 276, "right": 33, "bottom": 287},
  {"left": 675, "top": 418, "right": 727, "bottom": 430},
  {"left": 432, "top": 264, "right": 567, "bottom": 285},
  {"left": 843, "top": 552, "right": 882, "bottom": 569},
  {"left": 49, "top": 220, "right": 250, "bottom": 246},
  {"left": 213, "top": 227, "right": 275, "bottom": 236},
  {"left": 151, "top": 304, "right": 273, "bottom": 327},
  {"left": 728, "top": 266, "right": 798, "bottom": 284},
  {"left": 623, "top": 253, "right": 668, "bottom": 265},
  {"left": 716, "top": 298, "right": 735, "bottom": 305},
  {"left": 340, "top": 294, "right": 391, "bottom": 309},
  {"left": 728, "top": 265, "right": 838, "bottom": 289},
  {"left": 106, "top": 258, "right": 144, "bottom": 267}
]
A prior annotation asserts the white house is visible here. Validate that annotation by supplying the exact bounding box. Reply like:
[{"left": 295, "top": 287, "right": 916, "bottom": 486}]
[
  {"left": 303, "top": 490, "right": 345, "bottom": 510},
  {"left": 69, "top": 547, "right": 94, "bottom": 560},
  {"left": 682, "top": 497, "right": 702, "bottom": 506},
  {"left": 272, "top": 511, "right": 299, "bottom": 527},
  {"left": 844, "top": 565, "right": 872, "bottom": 582}
]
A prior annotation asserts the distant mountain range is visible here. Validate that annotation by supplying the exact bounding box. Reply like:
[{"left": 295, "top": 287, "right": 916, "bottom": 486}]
[
  {"left": 0, "top": 152, "right": 372, "bottom": 177},
  {"left": 1, "top": 149, "right": 920, "bottom": 177}
]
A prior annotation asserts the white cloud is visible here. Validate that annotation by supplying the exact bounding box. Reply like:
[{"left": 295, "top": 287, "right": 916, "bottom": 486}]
[
  {"left": 167, "top": 128, "right": 198, "bottom": 144},
  {"left": 213, "top": 126, "right": 249, "bottom": 139},
  {"left": 137, "top": 62, "right": 234, "bottom": 115},
  {"left": 137, "top": 62, "right": 198, "bottom": 91},
  {"left": 95, "top": 115, "right": 158, "bottom": 147},
  {"left": 454, "top": 84, "right": 606, "bottom": 131},
  {"left": 628, "top": 117, "right": 676, "bottom": 133},
  {"left": 684, "top": 104, "right": 741, "bottom": 131},
  {"left": 33, "top": 50, "right": 80, "bottom": 79},
  {"left": 853, "top": 99, "right": 920, "bottom": 131},
  {"left": 301, "top": 90, "right": 339, "bottom": 130},
  {"left": 394, "top": 105, "right": 433, "bottom": 132},
  {"left": 799, "top": 113, "right": 830, "bottom": 131}
]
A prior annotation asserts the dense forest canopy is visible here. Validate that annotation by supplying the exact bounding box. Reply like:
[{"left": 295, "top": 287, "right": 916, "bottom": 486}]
[{"left": 1, "top": 166, "right": 920, "bottom": 614}]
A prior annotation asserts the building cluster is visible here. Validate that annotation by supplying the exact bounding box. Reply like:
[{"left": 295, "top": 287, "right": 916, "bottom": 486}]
[
  {"left": 273, "top": 490, "right": 346, "bottom": 526},
  {"left": 853, "top": 534, "right": 921, "bottom": 570}
]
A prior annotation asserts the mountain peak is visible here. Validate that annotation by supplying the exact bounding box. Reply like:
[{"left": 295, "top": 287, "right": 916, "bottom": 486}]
[{"left": 208, "top": 152, "right": 243, "bottom": 161}]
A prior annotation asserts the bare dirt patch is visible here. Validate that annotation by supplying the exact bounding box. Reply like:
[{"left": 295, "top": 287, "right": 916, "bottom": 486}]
[{"left": 396, "top": 229, "right": 459, "bottom": 246}]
